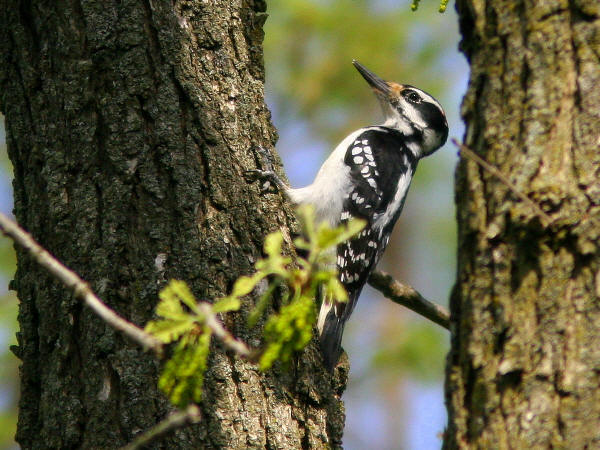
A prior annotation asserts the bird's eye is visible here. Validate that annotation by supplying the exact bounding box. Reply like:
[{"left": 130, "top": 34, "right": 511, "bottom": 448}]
[{"left": 405, "top": 91, "right": 421, "bottom": 103}]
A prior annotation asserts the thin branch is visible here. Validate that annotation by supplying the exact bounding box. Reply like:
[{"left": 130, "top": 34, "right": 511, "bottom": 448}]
[
  {"left": 121, "top": 405, "right": 202, "bottom": 450},
  {"left": 452, "top": 138, "right": 552, "bottom": 225},
  {"left": 0, "top": 212, "right": 164, "bottom": 354},
  {"left": 368, "top": 270, "right": 450, "bottom": 330},
  {"left": 198, "top": 303, "right": 252, "bottom": 357}
]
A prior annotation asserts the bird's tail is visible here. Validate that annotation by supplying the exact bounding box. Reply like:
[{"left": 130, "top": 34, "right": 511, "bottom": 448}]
[{"left": 317, "top": 301, "right": 346, "bottom": 372}]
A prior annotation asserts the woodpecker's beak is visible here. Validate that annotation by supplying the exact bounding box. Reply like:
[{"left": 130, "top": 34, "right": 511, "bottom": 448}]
[{"left": 352, "top": 60, "right": 392, "bottom": 96}]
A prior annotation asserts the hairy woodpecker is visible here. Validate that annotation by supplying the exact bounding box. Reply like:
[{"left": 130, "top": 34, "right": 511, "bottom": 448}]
[{"left": 251, "top": 61, "right": 448, "bottom": 371}]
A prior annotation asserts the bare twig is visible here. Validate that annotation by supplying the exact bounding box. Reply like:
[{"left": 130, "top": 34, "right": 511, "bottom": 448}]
[
  {"left": 368, "top": 270, "right": 450, "bottom": 330},
  {"left": 198, "top": 303, "right": 251, "bottom": 357},
  {"left": 121, "top": 405, "right": 202, "bottom": 450},
  {"left": 452, "top": 138, "right": 552, "bottom": 225},
  {"left": 0, "top": 212, "right": 163, "bottom": 354}
]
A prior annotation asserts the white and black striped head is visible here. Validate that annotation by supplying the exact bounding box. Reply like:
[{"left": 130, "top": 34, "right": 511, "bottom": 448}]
[{"left": 353, "top": 60, "right": 448, "bottom": 157}]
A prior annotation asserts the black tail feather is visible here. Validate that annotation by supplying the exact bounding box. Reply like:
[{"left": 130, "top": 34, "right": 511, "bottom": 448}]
[{"left": 319, "top": 310, "right": 345, "bottom": 372}]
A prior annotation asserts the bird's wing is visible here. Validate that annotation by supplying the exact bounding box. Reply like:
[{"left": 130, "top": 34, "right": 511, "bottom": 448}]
[{"left": 336, "top": 129, "right": 415, "bottom": 320}]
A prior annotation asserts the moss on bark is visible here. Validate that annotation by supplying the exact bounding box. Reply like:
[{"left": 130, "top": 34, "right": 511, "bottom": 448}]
[{"left": 446, "top": 1, "right": 600, "bottom": 448}]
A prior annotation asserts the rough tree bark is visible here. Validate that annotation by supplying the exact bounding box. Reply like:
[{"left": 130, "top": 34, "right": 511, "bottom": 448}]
[
  {"left": 0, "top": 1, "right": 345, "bottom": 448},
  {"left": 446, "top": 0, "right": 600, "bottom": 448}
]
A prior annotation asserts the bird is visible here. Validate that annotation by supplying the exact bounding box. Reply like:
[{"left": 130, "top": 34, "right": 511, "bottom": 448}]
[{"left": 249, "top": 60, "right": 448, "bottom": 371}]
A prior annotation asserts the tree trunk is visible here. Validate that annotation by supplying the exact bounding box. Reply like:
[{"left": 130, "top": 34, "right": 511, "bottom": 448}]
[
  {"left": 0, "top": 1, "right": 345, "bottom": 448},
  {"left": 446, "top": 0, "right": 600, "bottom": 448}
]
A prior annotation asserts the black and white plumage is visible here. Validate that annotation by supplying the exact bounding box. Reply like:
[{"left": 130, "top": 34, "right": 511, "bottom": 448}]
[
  {"left": 316, "top": 127, "right": 419, "bottom": 369},
  {"left": 250, "top": 61, "right": 448, "bottom": 371}
]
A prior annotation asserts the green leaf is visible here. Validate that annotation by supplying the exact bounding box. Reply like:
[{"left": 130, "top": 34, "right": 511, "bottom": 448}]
[
  {"left": 255, "top": 254, "right": 292, "bottom": 278},
  {"left": 315, "top": 224, "right": 342, "bottom": 251},
  {"left": 259, "top": 342, "right": 282, "bottom": 371},
  {"left": 247, "top": 279, "right": 281, "bottom": 328},
  {"left": 296, "top": 204, "right": 317, "bottom": 244},
  {"left": 158, "top": 329, "right": 212, "bottom": 407},
  {"left": 230, "top": 274, "right": 262, "bottom": 298},
  {"left": 341, "top": 218, "right": 367, "bottom": 240},
  {"left": 264, "top": 231, "right": 284, "bottom": 257},
  {"left": 258, "top": 233, "right": 292, "bottom": 277},
  {"left": 158, "top": 280, "right": 198, "bottom": 312},
  {"left": 213, "top": 296, "right": 241, "bottom": 313},
  {"left": 259, "top": 294, "right": 317, "bottom": 371},
  {"left": 145, "top": 318, "right": 195, "bottom": 343},
  {"left": 324, "top": 277, "right": 348, "bottom": 303},
  {"left": 317, "top": 218, "right": 366, "bottom": 250},
  {"left": 155, "top": 297, "right": 186, "bottom": 320},
  {"left": 311, "top": 269, "right": 334, "bottom": 284},
  {"left": 293, "top": 236, "right": 310, "bottom": 251},
  {"left": 168, "top": 280, "right": 198, "bottom": 310}
]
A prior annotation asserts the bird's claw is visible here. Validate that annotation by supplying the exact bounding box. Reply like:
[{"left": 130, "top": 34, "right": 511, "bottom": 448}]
[
  {"left": 244, "top": 168, "right": 279, "bottom": 193},
  {"left": 245, "top": 146, "right": 286, "bottom": 193}
]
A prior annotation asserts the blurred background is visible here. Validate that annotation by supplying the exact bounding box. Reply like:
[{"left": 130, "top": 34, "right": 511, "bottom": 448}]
[
  {"left": 0, "top": 1, "right": 467, "bottom": 448},
  {"left": 262, "top": 1, "right": 467, "bottom": 448}
]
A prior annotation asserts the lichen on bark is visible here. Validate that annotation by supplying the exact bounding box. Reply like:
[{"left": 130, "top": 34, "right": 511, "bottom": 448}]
[{"left": 446, "top": 1, "right": 600, "bottom": 448}]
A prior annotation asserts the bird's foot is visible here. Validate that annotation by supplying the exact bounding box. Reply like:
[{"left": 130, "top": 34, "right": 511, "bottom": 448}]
[{"left": 245, "top": 146, "right": 287, "bottom": 193}]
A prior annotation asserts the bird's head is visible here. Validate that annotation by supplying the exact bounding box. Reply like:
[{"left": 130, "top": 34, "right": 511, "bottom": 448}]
[{"left": 353, "top": 60, "right": 448, "bottom": 157}]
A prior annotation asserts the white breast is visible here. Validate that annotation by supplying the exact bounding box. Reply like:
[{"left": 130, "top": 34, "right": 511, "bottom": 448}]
[{"left": 287, "top": 129, "right": 366, "bottom": 226}]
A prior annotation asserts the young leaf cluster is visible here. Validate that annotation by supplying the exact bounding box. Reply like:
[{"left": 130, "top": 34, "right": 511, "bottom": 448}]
[
  {"left": 145, "top": 205, "right": 365, "bottom": 406},
  {"left": 144, "top": 281, "right": 240, "bottom": 408},
  {"left": 255, "top": 205, "right": 365, "bottom": 370}
]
